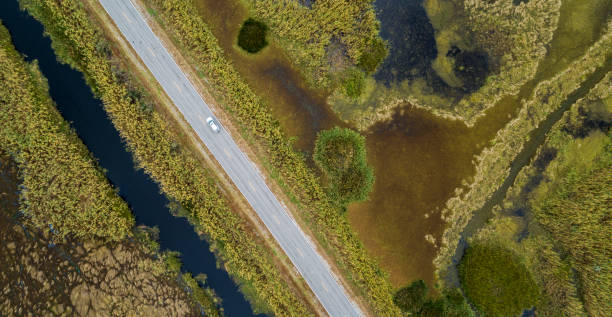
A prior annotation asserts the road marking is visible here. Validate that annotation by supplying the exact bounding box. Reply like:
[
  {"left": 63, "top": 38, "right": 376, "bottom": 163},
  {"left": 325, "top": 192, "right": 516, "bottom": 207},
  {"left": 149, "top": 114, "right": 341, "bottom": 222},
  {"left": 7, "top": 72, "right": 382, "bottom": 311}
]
[
  {"left": 321, "top": 281, "right": 329, "bottom": 292},
  {"left": 296, "top": 247, "right": 304, "bottom": 258},
  {"left": 173, "top": 81, "right": 182, "bottom": 93},
  {"left": 121, "top": 12, "right": 132, "bottom": 24},
  {"left": 147, "top": 46, "right": 156, "bottom": 57},
  {"left": 273, "top": 214, "right": 281, "bottom": 225},
  {"left": 249, "top": 181, "right": 257, "bottom": 192},
  {"left": 223, "top": 148, "right": 232, "bottom": 158}
]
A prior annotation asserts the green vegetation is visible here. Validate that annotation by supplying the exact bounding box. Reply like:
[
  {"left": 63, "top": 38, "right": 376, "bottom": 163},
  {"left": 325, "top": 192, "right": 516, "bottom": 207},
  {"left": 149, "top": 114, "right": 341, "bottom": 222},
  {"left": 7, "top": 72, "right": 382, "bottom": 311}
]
[
  {"left": 237, "top": 18, "right": 268, "bottom": 53},
  {"left": 18, "top": 0, "right": 310, "bottom": 314},
  {"left": 394, "top": 281, "right": 473, "bottom": 316},
  {"left": 463, "top": 72, "right": 610, "bottom": 317},
  {"left": 358, "top": 38, "right": 388, "bottom": 74},
  {"left": 144, "top": 0, "right": 399, "bottom": 314},
  {"left": 314, "top": 127, "right": 374, "bottom": 206},
  {"left": 435, "top": 26, "right": 612, "bottom": 282},
  {"left": 329, "top": 0, "right": 563, "bottom": 130},
  {"left": 527, "top": 77, "right": 612, "bottom": 315},
  {"left": 340, "top": 68, "right": 366, "bottom": 98},
  {"left": 0, "top": 22, "right": 219, "bottom": 316},
  {"left": 393, "top": 280, "right": 427, "bottom": 314},
  {"left": 246, "top": 0, "right": 386, "bottom": 89},
  {"left": 458, "top": 243, "right": 540, "bottom": 317},
  {"left": 0, "top": 23, "right": 133, "bottom": 241}
]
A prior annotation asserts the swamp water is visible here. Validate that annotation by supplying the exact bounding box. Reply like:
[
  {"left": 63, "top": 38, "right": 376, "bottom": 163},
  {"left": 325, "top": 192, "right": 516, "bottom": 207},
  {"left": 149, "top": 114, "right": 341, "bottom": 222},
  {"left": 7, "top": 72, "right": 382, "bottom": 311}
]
[
  {"left": 0, "top": 1, "right": 257, "bottom": 315},
  {"left": 197, "top": 0, "right": 610, "bottom": 289}
]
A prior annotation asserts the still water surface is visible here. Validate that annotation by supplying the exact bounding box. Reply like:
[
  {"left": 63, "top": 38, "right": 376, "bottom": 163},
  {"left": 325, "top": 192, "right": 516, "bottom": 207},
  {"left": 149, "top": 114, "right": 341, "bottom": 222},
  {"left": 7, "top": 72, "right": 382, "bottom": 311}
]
[{"left": 0, "top": 1, "right": 256, "bottom": 315}]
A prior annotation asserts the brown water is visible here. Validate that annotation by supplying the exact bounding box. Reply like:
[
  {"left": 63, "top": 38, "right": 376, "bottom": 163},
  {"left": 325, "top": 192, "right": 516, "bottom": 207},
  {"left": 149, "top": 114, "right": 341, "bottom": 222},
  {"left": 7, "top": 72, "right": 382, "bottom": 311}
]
[
  {"left": 348, "top": 100, "right": 516, "bottom": 287},
  {"left": 193, "top": 0, "right": 610, "bottom": 289}
]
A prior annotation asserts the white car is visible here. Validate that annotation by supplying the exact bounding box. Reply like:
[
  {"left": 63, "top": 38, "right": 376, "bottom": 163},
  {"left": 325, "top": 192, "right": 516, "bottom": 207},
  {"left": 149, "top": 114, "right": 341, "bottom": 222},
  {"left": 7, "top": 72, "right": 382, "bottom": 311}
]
[{"left": 206, "top": 116, "right": 220, "bottom": 133}]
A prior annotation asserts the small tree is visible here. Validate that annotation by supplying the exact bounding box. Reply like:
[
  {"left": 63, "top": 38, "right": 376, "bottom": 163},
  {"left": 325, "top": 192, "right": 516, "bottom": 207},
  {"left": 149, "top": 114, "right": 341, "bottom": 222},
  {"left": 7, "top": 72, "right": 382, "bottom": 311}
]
[{"left": 394, "top": 279, "right": 428, "bottom": 313}]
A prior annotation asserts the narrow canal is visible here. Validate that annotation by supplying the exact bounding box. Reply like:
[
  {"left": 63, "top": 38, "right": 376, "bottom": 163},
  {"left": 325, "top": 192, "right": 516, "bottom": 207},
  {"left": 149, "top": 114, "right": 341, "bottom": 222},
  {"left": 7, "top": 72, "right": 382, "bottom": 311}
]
[{"left": 0, "top": 1, "right": 256, "bottom": 315}]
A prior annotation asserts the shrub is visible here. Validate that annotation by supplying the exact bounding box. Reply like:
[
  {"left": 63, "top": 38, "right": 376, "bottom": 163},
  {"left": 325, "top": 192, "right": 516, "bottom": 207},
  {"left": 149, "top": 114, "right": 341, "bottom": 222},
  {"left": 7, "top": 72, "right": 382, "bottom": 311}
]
[
  {"left": 358, "top": 38, "right": 388, "bottom": 74},
  {"left": 341, "top": 67, "right": 365, "bottom": 98},
  {"left": 458, "top": 243, "right": 540, "bottom": 317},
  {"left": 393, "top": 279, "right": 428, "bottom": 314},
  {"left": 313, "top": 127, "right": 374, "bottom": 206},
  {"left": 237, "top": 18, "right": 268, "bottom": 53}
]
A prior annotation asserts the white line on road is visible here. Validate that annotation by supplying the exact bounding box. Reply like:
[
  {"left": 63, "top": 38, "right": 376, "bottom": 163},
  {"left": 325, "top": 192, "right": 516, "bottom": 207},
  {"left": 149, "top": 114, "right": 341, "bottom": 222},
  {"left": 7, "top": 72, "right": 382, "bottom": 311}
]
[
  {"left": 173, "top": 81, "right": 182, "bottom": 93},
  {"left": 322, "top": 281, "right": 329, "bottom": 292},
  {"left": 147, "top": 46, "right": 156, "bottom": 57},
  {"left": 121, "top": 11, "right": 132, "bottom": 24}
]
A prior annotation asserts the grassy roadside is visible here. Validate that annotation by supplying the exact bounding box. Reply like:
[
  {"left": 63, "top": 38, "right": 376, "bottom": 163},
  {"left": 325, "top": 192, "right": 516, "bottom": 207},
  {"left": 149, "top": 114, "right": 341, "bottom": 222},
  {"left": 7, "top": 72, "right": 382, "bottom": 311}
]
[
  {"left": 435, "top": 22, "right": 612, "bottom": 285},
  {"left": 16, "top": 0, "right": 311, "bottom": 315},
  {"left": 143, "top": 0, "right": 399, "bottom": 315},
  {"left": 0, "top": 21, "right": 219, "bottom": 316}
]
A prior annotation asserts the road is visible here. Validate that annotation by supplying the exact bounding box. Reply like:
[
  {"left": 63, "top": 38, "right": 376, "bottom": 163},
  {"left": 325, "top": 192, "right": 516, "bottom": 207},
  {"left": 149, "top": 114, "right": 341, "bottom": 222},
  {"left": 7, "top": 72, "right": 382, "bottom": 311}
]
[{"left": 98, "top": 1, "right": 362, "bottom": 316}]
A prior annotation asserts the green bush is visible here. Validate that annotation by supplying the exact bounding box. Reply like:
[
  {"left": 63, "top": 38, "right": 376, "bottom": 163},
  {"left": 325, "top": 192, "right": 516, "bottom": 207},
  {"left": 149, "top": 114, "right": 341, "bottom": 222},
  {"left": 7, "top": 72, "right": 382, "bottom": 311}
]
[
  {"left": 313, "top": 127, "right": 374, "bottom": 206},
  {"left": 358, "top": 38, "right": 388, "bottom": 74},
  {"left": 393, "top": 279, "right": 428, "bottom": 314},
  {"left": 341, "top": 67, "right": 365, "bottom": 98},
  {"left": 237, "top": 18, "right": 268, "bottom": 53},
  {"left": 458, "top": 243, "right": 540, "bottom": 317},
  {"left": 418, "top": 289, "right": 474, "bottom": 317}
]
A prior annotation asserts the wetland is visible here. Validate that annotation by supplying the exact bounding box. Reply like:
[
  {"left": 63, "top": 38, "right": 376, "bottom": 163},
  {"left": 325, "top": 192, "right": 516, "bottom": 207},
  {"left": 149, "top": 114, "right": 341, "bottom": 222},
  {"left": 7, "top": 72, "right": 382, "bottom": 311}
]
[
  {"left": 193, "top": 0, "right": 517, "bottom": 288},
  {"left": 193, "top": 0, "right": 611, "bottom": 290}
]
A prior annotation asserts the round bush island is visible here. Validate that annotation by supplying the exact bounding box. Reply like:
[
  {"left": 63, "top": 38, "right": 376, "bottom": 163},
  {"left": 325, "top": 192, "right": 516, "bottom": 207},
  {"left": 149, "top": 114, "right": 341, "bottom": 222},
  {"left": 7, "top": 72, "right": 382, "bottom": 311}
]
[
  {"left": 459, "top": 243, "right": 540, "bottom": 317},
  {"left": 237, "top": 18, "right": 268, "bottom": 53},
  {"left": 313, "top": 127, "right": 374, "bottom": 206}
]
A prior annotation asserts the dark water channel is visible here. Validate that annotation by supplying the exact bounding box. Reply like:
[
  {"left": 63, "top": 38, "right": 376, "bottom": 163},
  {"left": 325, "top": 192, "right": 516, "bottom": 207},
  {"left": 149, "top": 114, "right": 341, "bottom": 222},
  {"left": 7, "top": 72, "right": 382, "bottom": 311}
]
[{"left": 0, "top": 1, "right": 256, "bottom": 315}]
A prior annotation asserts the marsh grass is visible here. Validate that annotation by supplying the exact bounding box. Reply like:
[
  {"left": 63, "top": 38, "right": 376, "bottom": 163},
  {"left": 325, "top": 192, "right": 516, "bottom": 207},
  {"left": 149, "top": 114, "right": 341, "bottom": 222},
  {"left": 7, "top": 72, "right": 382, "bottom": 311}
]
[
  {"left": 435, "top": 23, "right": 612, "bottom": 286},
  {"left": 330, "top": 0, "right": 562, "bottom": 130},
  {"left": 466, "top": 72, "right": 611, "bottom": 316}
]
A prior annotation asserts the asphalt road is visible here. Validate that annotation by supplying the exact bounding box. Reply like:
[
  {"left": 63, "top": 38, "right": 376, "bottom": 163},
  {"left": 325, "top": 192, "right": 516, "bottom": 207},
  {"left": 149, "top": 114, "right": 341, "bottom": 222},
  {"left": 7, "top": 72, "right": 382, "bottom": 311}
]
[{"left": 98, "top": 1, "right": 362, "bottom": 316}]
